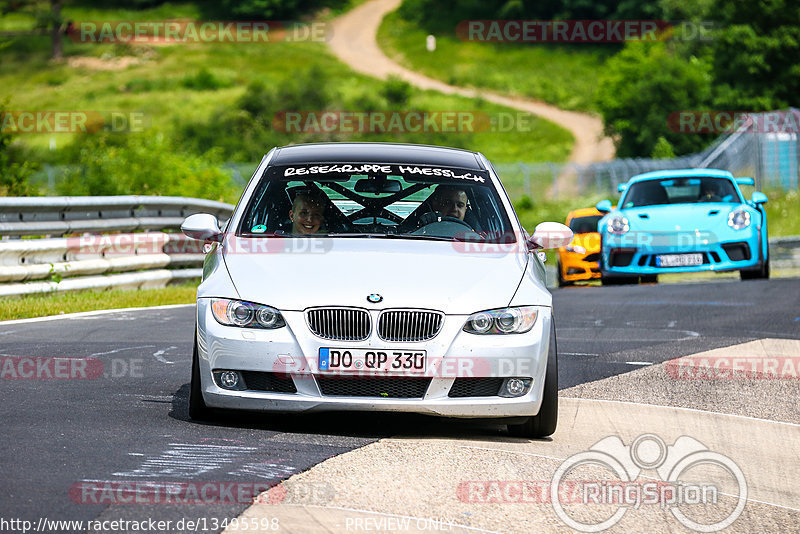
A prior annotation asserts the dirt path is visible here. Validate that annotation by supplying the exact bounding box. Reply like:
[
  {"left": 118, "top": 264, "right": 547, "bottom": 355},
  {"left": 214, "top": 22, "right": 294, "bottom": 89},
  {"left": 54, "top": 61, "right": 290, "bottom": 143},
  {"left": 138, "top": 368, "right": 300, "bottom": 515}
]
[{"left": 328, "top": 0, "right": 616, "bottom": 166}]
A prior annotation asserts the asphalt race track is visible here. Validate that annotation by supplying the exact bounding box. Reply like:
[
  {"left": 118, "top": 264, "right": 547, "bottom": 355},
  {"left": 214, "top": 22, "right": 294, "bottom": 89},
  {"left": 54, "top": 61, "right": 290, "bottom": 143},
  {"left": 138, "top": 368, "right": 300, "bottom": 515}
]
[{"left": 1, "top": 278, "right": 799, "bottom": 532}]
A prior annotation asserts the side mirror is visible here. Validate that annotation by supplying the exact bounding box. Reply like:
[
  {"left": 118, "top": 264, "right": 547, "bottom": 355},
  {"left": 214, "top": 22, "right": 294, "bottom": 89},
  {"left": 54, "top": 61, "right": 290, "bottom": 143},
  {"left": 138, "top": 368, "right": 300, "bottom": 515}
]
[
  {"left": 736, "top": 177, "right": 755, "bottom": 186},
  {"left": 181, "top": 213, "right": 223, "bottom": 242},
  {"left": 617, "top": 183, "right": 628, "bottom": 193},
  {"left": 528, "top": 222, "right": 573, "bottom": 250},
  {"left": 751, "top": 191, "right": 768, "bottom": 204},
  {"left": 595, "top": 199, "right": 613, "bottom": 213}
]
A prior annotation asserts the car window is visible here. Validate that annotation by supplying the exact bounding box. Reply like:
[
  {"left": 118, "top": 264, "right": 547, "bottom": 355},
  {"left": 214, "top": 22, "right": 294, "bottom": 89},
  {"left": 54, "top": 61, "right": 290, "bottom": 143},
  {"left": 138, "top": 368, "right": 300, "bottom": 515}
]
[
  {"left": 569, "top": 215, "right": 602, "bottom": 234},
  {"left": 622, "top": 177, "right": 740, "bottom": 208},
  {"left": 237, "top": 163, "right": 513, "bottom": 242}
]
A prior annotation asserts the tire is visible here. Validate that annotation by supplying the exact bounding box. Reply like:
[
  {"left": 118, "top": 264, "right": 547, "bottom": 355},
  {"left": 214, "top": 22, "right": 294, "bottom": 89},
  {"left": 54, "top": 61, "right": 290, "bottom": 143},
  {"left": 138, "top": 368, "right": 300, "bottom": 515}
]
[
  {"left": 640, "top": 274, "right": 658, "bottom": 284},
  {"left": 557, "top": 261, "right": 573, "bottom": 287},
  {"left": 740, "top": 259, "right": 770, "bottom": 280},
  {"left": 189, "top": 337, "right": 213, "bottom": 421},
  {"left": 508, "top": 321, "right": 558, "bottom": 438}
]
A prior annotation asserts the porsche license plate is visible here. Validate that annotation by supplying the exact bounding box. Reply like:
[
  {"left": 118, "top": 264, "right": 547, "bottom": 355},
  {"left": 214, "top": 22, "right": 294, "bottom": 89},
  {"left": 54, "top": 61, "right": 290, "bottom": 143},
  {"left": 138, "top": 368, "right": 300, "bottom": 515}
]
[
  {"left": 318, "top": 348, "right": 426, "bottom": 373},
  {"left": 656, "top": 253, "right": 703, "bottom": 267}
]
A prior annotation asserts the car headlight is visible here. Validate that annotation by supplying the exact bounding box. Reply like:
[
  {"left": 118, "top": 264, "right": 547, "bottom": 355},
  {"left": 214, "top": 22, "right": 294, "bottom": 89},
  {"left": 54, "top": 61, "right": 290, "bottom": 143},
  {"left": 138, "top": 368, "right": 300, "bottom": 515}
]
[
  {"left": 211, "top": 299, "right": 286, "bottom": 329},
  {"left": 463, "top": 307, "right": 538, "bottom": 335},
  {"left": 564, "top": 245, "right": 587, "bottom": 254},
  {"left": 607, "top": 216, "right": 630, "bottom": 235},
  {"left": 727, "top": 209, "right": 751, "bottom": 230}
]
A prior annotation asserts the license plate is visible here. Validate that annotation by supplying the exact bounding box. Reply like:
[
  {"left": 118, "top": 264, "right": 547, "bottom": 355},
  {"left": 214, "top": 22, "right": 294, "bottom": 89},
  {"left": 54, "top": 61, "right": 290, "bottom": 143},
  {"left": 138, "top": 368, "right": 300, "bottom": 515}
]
[
  {"left": 318, "top": 348, "right": 426, "bottom": 374},
  {"left": 656, "top": 253, "right": 703, "bottom": 267}
]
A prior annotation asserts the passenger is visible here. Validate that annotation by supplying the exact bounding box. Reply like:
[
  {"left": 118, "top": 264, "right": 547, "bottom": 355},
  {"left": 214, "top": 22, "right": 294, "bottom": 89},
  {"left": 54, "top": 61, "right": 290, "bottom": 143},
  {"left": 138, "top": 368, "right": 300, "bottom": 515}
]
[
  {"left": 428, "top": 185, "right": 468, "bottom": 221},
  {"left": 289, "top": 190, "right": 326, "bottom": 234}
]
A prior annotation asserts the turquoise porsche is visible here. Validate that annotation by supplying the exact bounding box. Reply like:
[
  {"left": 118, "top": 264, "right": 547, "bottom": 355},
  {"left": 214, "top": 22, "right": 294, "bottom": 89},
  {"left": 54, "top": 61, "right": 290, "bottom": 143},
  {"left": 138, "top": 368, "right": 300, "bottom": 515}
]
[{"left": 596, "top": 169, "right": 769, "bottom": 284}]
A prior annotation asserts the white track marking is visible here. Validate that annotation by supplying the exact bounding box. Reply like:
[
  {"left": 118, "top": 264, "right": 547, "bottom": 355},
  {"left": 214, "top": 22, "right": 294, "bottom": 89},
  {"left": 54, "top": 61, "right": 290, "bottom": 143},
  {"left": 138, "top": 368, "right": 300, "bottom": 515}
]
[
  {"left": 0, "top": 303, "right": 194, "bottom": 326},
  {"left": 152, "top": 346, "right": 177, "bottom": 364}
]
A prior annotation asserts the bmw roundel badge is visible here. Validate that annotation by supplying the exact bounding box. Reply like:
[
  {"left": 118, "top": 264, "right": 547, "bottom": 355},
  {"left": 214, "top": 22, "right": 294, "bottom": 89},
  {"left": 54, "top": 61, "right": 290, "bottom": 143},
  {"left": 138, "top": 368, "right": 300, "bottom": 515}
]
[{"left": 367, "top": 294, "right": 383, "bottom": 303}]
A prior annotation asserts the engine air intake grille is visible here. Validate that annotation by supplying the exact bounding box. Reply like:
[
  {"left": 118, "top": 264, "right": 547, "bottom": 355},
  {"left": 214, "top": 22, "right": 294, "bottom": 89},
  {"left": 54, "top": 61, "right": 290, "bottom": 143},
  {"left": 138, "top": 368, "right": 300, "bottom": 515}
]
[
  {"left": 306, "top": 308, "right": 370, "bottom": 341},
  {"left": 378, "top": 310, "right": 443, "bottom": 342},
  {"left": 317, "top": 377, "right": 432, "bottom": 398}
]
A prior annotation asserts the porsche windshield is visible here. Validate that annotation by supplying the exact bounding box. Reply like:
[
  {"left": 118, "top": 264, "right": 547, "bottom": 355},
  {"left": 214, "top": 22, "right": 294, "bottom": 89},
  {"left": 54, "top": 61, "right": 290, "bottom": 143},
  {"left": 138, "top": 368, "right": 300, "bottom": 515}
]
[
  {"left": 622, "top": 177, "right": 741, "bottom": 208},
  {"left": 237, "top": 163, "right": 514, "bottom": 241}
]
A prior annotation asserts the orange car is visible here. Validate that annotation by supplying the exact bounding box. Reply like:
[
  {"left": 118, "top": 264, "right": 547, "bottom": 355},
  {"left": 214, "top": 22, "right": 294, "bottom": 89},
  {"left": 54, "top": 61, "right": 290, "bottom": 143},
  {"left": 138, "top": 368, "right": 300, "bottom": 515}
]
[{"left": 557, "top": 207, "right": 603, "bottom": 286}]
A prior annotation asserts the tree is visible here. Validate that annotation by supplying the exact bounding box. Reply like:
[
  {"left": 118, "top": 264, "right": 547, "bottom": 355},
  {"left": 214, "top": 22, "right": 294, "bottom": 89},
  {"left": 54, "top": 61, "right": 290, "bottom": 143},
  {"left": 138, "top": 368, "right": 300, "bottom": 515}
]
[
  {"left": 0, "top": 0, "right": 65, "bottom": 60},
  {"left": 710, "top": 0, "right": 800, "bottom": 109},
  {"left": 596, "top": 41, "right": 713, "bottom": 157}
]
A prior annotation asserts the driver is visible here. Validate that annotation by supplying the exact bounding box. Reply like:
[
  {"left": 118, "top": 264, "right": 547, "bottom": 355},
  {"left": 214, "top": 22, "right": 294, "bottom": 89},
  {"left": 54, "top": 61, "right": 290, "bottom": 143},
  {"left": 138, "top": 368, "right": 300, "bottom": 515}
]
[
  {"left": 699, "top": 181, "right": 722, "bottom": 202},
  {"left": 428, "top": 185, "right": 468, "bottom": 220}
]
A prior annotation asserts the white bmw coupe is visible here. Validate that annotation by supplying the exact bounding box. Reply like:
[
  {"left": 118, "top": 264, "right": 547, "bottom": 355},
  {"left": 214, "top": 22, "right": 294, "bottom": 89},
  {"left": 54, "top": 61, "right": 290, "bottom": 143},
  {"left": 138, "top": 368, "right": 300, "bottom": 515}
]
[{"left": 182, "top": 143, "right": 572, "bottom": 438}]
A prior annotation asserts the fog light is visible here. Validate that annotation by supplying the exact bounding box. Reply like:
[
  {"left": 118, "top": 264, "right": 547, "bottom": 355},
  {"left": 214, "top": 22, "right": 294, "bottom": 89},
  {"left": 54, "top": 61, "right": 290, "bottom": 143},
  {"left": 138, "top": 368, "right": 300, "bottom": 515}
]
[
  {"left": 219, "top": 371, "right": 240, "bottom": 389},
  {"left": 499, "top": 377, "right": 532, "bottom": 398}
]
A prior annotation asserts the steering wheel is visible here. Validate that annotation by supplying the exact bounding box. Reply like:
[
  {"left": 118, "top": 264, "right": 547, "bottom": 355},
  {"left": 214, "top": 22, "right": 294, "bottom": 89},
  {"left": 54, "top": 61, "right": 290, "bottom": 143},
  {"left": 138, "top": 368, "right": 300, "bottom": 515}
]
[{"left": 416, "top": 211, "right": 473, "bottom": 229}]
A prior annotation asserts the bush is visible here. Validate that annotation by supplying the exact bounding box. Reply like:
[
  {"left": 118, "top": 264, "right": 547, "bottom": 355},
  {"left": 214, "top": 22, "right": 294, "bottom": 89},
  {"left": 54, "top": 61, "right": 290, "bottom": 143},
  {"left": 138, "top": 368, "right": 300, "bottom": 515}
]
[
  {"left": 181, "top": 68, "right": 231, "bottom": 91},
  {"left": 381, "top": 76, "right": 412, "bottom": 106},
  {"left": 0, "top": 98, "right": 37, "bottom": 196},
  {"left": 58, "top": 132, "right": 238, "bottom": 202}
]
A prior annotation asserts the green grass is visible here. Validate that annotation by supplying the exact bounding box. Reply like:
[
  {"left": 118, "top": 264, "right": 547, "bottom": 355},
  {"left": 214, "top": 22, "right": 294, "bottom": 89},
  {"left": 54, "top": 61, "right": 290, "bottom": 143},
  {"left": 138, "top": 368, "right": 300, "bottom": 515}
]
[
  {"left": 0, "top": 4, "right": 572, "bottom": 163},
  {"left": 0, "top": 282, "right": 197, "bottom": 321},
  {"left": 764, "top": 189, "right": 800, "bottom": 237},
  {"left": 377, "top": 10, "right": 613, "bottom": 113}
]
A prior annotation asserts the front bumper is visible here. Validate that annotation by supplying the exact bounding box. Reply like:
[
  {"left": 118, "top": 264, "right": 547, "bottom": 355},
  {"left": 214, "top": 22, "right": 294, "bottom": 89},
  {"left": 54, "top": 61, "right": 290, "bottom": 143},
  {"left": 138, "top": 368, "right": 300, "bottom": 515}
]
[
  {"left": 195, "top": 299, "right": 553, "bottom": 419},
  {"left": 601, "top": 229, "right": 762, "bottom": 276},
  {"left": 559, "top": 251, "right": 602, "bottom": 282}
]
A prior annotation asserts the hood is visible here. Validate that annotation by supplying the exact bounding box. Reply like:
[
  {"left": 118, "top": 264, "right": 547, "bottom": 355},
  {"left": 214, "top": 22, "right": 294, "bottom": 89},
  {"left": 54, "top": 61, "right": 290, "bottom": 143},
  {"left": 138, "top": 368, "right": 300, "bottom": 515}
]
[
  {"left": 221, "top": 236, "right": 539, "bottom": 314},
  {"left": 617, "top": 203, "right": 739, "bottom": 232}
]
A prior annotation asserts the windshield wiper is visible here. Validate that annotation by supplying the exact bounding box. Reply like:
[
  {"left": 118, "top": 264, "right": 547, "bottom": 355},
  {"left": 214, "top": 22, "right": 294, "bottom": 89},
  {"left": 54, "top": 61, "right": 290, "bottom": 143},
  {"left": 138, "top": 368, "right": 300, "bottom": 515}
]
[{"left": 325, "top": 233, "right": 455, "bottom": 242}]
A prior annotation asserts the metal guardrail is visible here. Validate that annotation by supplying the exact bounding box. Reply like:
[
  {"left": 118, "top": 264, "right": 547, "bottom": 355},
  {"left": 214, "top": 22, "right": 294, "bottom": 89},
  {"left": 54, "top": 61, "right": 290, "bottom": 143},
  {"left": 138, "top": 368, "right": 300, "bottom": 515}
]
[
  {"left": 0, "top": 196, "right": 234, "bottom": 296},
  {"left": 0, "top": 195, "right": 233, "bottom": 237}
]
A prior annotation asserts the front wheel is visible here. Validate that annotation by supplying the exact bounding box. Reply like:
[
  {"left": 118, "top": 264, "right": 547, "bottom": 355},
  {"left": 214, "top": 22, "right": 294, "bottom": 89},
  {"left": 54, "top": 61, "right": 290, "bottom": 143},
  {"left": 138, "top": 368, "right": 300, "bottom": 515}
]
[
  {"left": 508, "top": 321, "right": 558, "bottom": 438},
  {"left": 189, "top": 338, "right": 213, "bottom": 421},
  {"left": 740, "top": 259, "right": 770, "bottom": 280},
  {"left": 556, "top": 261, "right": 573, "bottom": 287}
]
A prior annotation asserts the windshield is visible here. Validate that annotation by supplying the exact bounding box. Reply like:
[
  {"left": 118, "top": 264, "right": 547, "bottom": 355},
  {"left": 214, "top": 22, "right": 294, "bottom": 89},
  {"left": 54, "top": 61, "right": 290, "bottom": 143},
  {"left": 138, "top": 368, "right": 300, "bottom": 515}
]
[
  {"left": 237, "top": 163, "right": 514, "bottom": 242},
  {"left": 622, "top": 177, "right": 740, "bottom": 208},
  {"left": 569, "top": 215, "right": 602, "bottom": 234}
]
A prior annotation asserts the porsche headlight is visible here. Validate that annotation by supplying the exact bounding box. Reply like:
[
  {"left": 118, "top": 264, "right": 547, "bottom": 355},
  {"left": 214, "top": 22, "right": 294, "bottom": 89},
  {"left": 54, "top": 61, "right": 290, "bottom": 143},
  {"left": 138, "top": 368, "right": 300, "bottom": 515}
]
[
  {"left": 211, "top": 299, "right": 286, "bottom": 329},
  {"left": 463, "top": 307, "right": 538, "bottom": 335},
  {"left": 727, "top": 209, "right": 751, "bottom": 230},
  {"left": 607, "top": 216, "right": 630, "bottom": 235}
]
